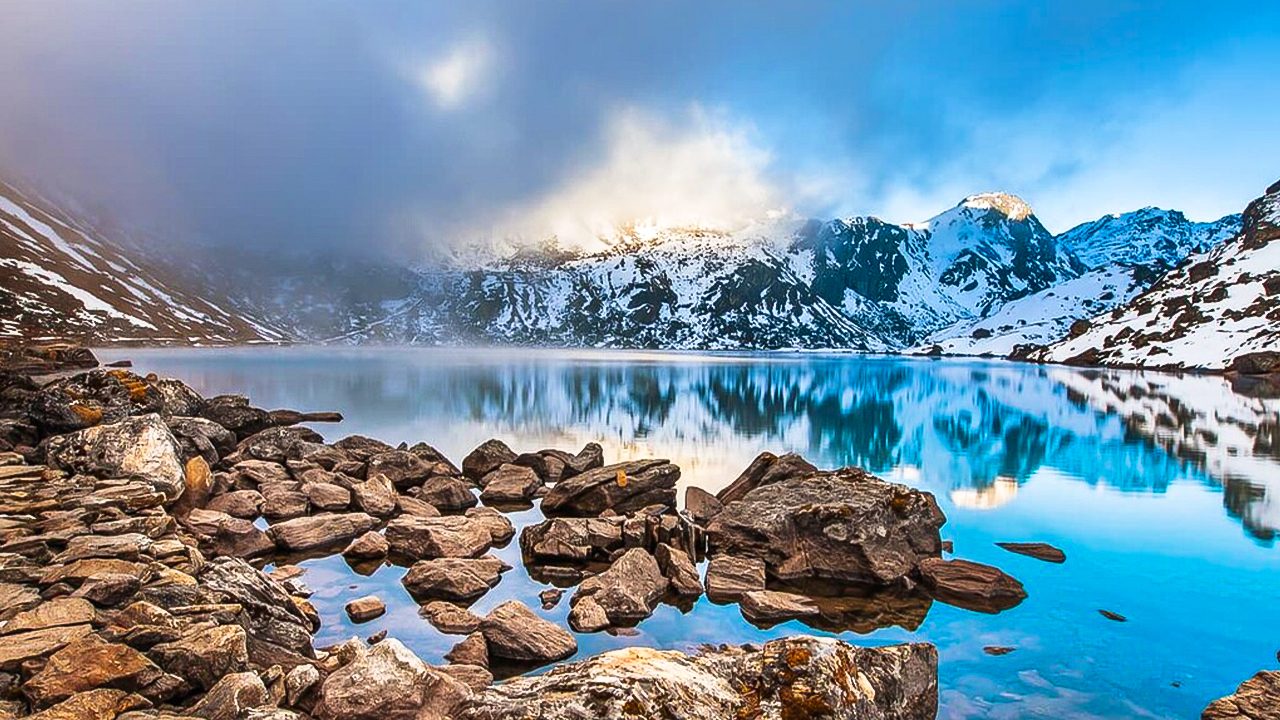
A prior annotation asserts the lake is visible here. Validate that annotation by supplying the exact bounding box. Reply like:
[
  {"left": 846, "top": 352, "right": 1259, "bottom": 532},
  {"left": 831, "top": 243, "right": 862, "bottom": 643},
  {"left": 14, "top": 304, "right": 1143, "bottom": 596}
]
[{"left": 98, "top": 346, "right": 1280, "bottom": 720}]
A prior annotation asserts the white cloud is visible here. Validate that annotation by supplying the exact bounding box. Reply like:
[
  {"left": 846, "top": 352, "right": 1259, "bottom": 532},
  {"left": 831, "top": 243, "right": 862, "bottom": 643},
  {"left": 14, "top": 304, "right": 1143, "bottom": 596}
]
[
  {"left": 416, "top": 36, "right": 494, "bottom": 110},
  {"left": 472, "top": 106, "right": 788, "bottom": 250}
]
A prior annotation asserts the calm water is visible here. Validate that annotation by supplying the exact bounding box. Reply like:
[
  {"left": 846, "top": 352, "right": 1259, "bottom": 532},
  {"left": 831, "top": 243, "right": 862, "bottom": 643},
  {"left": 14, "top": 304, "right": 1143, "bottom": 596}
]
[{"left": 100, "top": 347, "right": 1279, "bottom": 719}]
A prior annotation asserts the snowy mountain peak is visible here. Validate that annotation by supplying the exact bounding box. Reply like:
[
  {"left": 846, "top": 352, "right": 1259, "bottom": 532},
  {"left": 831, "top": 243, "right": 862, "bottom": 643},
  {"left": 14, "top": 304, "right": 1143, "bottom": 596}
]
[
  {"left": 1058, "top": 205, "right": 1241, "bottom": 270},
  {"left": 959, "top": 192, "right": 1034, "bottom": 220}
]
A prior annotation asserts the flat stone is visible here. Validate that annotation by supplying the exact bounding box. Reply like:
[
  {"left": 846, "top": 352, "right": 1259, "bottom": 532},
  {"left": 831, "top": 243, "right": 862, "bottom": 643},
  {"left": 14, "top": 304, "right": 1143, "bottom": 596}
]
[
  {"left": 420, "top": 601, "right": 482, "bottom": 634},
  {"left": 541, "top": 459, "right": 680, "bottom": 516},
  {"left": 385, "top": 515, "right": 492, "bottom": 560},
  {"left": 0, "top": 598, "right": 95, "bottom": 635},
  {"left": 42, "top": 558, "right": 144, "bottom": 586},
  {"left": 403, "top": 556, "right": 511, "bottom": 602},
  {"left": 738, "top": 590, "right": 820, "bottom": 626},
  {"left": 996, "top": 541, "right": 1066, "bottom": 564},
  {"left": 0, "top": 623, "right": 94, "bottom": 671},
  {"left": 345, "top": 596, "right": 386, "bottom": 623},
  {"left": 23, "top": 635, "right": 164, "bottom": 707},
  {"left": 267, "top": 512, "right": 379, "bottom": 552},
  {"left": 23, "top": 688, "right": 148, "bottom": 720},
  {"left": 917, "top": 557, "right": 1027, "bottom": 614},
  {"left": 704, "top": 556, "right": 766, "bottom": 602}
]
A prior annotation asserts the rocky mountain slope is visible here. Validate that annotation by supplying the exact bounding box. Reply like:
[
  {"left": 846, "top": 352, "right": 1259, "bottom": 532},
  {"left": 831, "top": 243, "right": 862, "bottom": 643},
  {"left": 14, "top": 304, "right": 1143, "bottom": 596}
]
[
  {"left": 1057, "top": 207, "right": 1240, "bottom": 270},
  {"left": 0, "top": 179, "right": 285, "bottom": 344},
  {"left": 1034, "top": 179, "right": 1280, "bottom": 370}
]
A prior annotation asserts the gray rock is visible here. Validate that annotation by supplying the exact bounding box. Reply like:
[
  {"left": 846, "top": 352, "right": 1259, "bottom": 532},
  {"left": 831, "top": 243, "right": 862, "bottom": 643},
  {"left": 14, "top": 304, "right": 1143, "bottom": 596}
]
[
  {"left": 198, "top": 558, "right": 315, "bottom": 658},
  {"left": 43, "top": 414, "right": 187, "bottom": 501},
  {"left": 541, "top": 459, "right": 680, "bottom": 516},
  {"left": 706, "top": 466, "right": 944, "bottom": 586},
  {"left": 457, "top": 635, "right": 937, "bottom": 720}
]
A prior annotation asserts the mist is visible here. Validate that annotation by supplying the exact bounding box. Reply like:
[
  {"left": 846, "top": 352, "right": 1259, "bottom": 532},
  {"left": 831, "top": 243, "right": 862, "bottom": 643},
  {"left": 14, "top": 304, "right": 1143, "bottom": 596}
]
[{"left": 0, "top": 0, "right": 1277, "bottom": 262}]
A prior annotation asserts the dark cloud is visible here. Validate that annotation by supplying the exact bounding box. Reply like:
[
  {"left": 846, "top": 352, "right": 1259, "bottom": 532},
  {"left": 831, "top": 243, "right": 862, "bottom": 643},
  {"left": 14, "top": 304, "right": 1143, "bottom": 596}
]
[{"left": 0, "top": 0, "right": 1276, "bottom": 257}]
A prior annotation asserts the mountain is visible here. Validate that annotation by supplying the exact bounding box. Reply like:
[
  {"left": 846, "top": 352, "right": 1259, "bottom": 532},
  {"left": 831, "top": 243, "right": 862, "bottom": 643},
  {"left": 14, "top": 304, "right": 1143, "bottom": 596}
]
[
  {"left": 1058, "top": 207, "right": 1241, "bottom": 270},
  {"left": 0, "top": 179, "right": 285, "bottom": 344},
  {"left": 1034, "top": 179, "right": 1280, "bottom": 370}
]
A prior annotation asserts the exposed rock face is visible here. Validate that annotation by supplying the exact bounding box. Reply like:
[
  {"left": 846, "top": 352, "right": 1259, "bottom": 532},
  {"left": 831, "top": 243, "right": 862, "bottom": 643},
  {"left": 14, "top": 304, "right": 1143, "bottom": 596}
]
[
  {"left": 1202, "top": 670, "right": 1280, "bottom": 720},
  {"left": 917, "top": 557, "right": 1027, "bottom": 613},
  {"left": 541, "top": 459, "right": 680, "bottom": 516},
  {"left": 463, "top": 439, "right": 518, "bottom": 482},
  {"left": 716, "top": 452, "right": 818, "bottom": 505},
  {"left": 314, "top": 639, "right": 470, "bottom": 720},
  {"left": 480, "top": 601, "right": 577, "bottom": 667},
  {"left": 707, "top": 467, "right": 945, "bottom": 586},
  {"left": 568, "top": 548, "right": 668, "bottom": 631},
  {"left": 402, "top": 556, "right": 512, "bottom": 603},
  {"left": 42, "top": 414, "right": 187, "bottom": 501},
  {"left": 458, "top": 636, "right": 938, "bottom": 720}
]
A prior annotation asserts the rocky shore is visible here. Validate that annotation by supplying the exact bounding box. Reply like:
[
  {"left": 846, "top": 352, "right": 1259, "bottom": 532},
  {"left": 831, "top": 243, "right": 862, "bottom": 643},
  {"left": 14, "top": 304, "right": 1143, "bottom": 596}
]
[{"left": 0, "top": 343, "right": 1250, "bottom": 719}]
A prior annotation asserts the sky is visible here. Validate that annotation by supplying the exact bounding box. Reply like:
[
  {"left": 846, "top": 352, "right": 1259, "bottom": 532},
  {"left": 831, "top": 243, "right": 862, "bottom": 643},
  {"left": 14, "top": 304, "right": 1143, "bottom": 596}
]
[{"left": 0, "top": 0, "right": 1277, "bottom": 256}]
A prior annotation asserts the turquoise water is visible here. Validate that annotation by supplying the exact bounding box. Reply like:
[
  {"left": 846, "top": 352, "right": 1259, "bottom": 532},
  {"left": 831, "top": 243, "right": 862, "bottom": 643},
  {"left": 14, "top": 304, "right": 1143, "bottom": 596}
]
[{"left": 102, "top": 346, "right": 1280, "bottom": 719}]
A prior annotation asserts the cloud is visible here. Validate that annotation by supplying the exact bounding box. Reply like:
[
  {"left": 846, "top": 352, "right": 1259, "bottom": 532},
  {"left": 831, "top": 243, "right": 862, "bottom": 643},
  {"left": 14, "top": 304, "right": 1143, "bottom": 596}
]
[
  {"left": 457, "top": 106, "right": 787, "bottom": 249},
  {"left": 415, "top": 35, "right": 495, "bottom": 110}
]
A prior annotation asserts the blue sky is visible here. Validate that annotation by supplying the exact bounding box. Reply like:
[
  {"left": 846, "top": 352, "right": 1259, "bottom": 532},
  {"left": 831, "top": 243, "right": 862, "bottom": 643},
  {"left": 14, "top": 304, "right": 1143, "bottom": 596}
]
[{"left": 0, "top": 1, "right": 1276, "bottom": 253}]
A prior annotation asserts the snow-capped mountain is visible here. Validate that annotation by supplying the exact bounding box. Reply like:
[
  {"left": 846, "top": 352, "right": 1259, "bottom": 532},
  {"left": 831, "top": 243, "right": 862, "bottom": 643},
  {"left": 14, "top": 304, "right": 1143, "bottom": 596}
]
[
  {"left": 1058, "top": 207, "right": 1241, "bottom": 270},
  {"left": 1035, "top": 179, "right": 1280, "bottom": 370},
  {"left": 0, "top": 179, "right": 286, "bottom": 344}
]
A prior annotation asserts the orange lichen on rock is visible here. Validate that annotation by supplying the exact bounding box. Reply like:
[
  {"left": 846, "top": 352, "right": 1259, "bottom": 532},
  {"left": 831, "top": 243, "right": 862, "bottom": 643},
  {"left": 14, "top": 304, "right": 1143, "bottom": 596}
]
[
  {"left": 108, "top": 370, "right": 150, "bottom": 402},
  {"left": 70, "top": 404, "right": 103, "bottom": 425}
]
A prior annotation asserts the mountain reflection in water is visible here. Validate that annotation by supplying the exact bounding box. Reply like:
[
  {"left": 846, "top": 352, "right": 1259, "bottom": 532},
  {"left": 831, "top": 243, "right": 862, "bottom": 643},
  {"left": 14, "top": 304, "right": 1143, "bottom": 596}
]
[{"left": 102, "top": 347, "right": 1280, "bottom": 720}]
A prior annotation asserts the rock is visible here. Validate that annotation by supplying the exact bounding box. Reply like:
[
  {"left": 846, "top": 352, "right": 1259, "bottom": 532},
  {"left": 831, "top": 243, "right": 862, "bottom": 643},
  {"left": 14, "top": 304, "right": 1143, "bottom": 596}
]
[
  {"left": 417, "top": 475, "right": 479, "bottom": 512},
  {"left": 738, "top": 590, "right": 820, "bottom": 626},
  {"left": 267, "top": 512, "right": 379, "bottom": 552},
  {"left": 235, "top": 459, "right": 292, "bottom": 485},
  {"left": 198, "top": 558, "right": 315, "bottom": 658},
  {"left": 655, "top": 543, "right": 702, "bottom": 597},
  {"left": 1203, "top": 670, "right": 1280, "bottom": 720},
  {"left": 333, "top": 434, "right": 396, "bottom": 461},
  {"left": 385, "top": 515, "right": 492, "bottom": 560},
  {"left": 71, "top": 573, "right": 142, "bottom": 606},
  {"left": 917, "top": 558, "right": 1027, "bottom": 613},
  {"left": 25, "top": 369, "right": 161, "bottom": 435},
  {"left": 234, "top": 426, "right": 324, "bottom": 463},
  {"left": 42, "top": 558, "right": 144, "bottom": 586},
  {"left": 407, "top": 441, "right": 459, "bottom": 473},
  {"left": 284, "top": 663, "right": 320, "bottom": 705},
  {"left": 1098, "top": 609, "right": 1127, "bottom": 622},
  {"left": 184, "top": 508, "right": 274, "bottom": 558},
  {"left": 345, "top": 596, "right": 386, "bottom": 623},
  {"left": 352, "top": 474, "right": 397, "bottom": 518},
  {"left": 983, "top": 646, "right": 1016, "bottom": 656},
  {"left": 539, "top": 589, "right": 563, "bottom": 610},
  {"left": 457, "top": 635, "right": 938, "bottom": 720},
  {"left": 1232, "top": 351, "right": 1280, "bottom": 375},
  {"left": 367, "top": 451, "right": 438, "bottom": 491},
  {"left": 684, "top": 486, "right": 723, "bottom": 524},
  {"left": 314, "top": 638, "right": 470, "bottom": 720},
  {"left": 206, "top": 489, "right": 265, "bottom": 519},
  {"left": 518, "top": 516, "right": 621, "bottom": 563},
  {"left": 439, "top": 663, "right": 492, "bottom": 692},
  {"left": 462, "top": 439, "right": 517, "bottom": 482},
  {"left": 704, "top": 556, "right": 766, "bottom": 602},
  {"left": 0, "top": 581, "right": 43, "bottom": 620},
  {"left": 42, "top": 414, "right": 187, "bottom": 501},
  {"left": 304, "top": 482, "right": 352, "bottom": 511},
  {"left": 0, "top": 624, "right": 94, "bottom": 670},
  {"left": 199, "top": 395, "right": 272, "bottom": 439},
  {"left": 420, "top": 601, "right": 482, "bottom": 634},
  {"left": 480, "top": 601, "right": 577, "bottom": 666},
  {"left": 343, "top": 531, "right": 389, "bottom": 561},
  {"left": 571, "top": 442, "right": 605, "bottom": 473},
  {"left": 188, "top": 671, "right": 269, "bottom": 720},
  {"left": 167, "top": 416, "right": 236, "bottom": 465},
  {"left": 465, "top": 507, "right": 516, "bottom": 545},
  {"left": 0, "top": 598, "right": 95, "bottom": 635},
  {"left": 23, "top": 688, "right": 148, "bottom": 720},
  {"left": 396, "top": 495, "right": 442, "bottom": 518},
  {"left": 261, "top": 488, "right": 309, "bottom": 519},
  {"left": 996, "top": 541, "right": 1066, "bottom": 563},
  {"left": 541, "top": 459, "right": 680, "bottom": 516},
  {"left": 707, "top": 466, "right": 944, "bottom": 586},
  {"left": 478, "top": 464, "right": 541, "bottom": 505},
  {"left": 445, "top": 632, "right": 489, "bottom": 667},
  {"left": 150, "top": 624, "right": 248, "bottom": 690},
  {"left": 23, "top": 635, "right": 165, "bottom": 707},
  {"left": 715, "top": 452, "right": 818, "bottom": 505},
  {"left": 402, "top": 556, "right": 511, "bottom": 603},
  {"left": 570, "top": 548, "right": 668, "bottom": 631}
]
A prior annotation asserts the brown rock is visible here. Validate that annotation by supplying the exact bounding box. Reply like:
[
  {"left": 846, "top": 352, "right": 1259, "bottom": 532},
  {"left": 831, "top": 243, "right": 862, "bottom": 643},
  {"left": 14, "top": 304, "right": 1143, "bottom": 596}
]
[
  {"left": 445, "top": 632, "right": 489, "bottom": 667},
  {"left": 715, "top": 452, "right": 817, "bottom": 505},
  {"left": 23, "top": 635, "right": 164, "bottom": 707},
  {"left": 343, "top": 531, "right": 389, "bottom": 561},
  {"left": 738, "top": 590, "right": 820, "bottom": 626},
  {"left": 996, "top": 541, "right": 1066, "bottom": 563},
  {"left": 304, "top": 482, "right": 352, "bottom": 511},
  {"left": 478, "top": 464, "right": 541, "bottom": 505},
  {"left": 541, "top": 459, "right": 680, "bottom": 516},
  {"left": 184, "top": 508, "right": 274, "bottom": 558},
  {"left": 420, "top": 601, "right": 482, "bottom": 634},
  {"left": 352, "top": 474, "right": 397, "bottom": 518},
  {"left": 314, "top": 638, "right": 470, "bottom": 720},
  {"left": 655, "top": 543, "right": 702, "bottom": 597},
  {"left": 24, "top": 688, "right": 147, "bottom": 720},
  {"left": 0, "top": 598, "right": 95, "bottom": 636},
  {"left": 188, "top": 671, "right": 269, "bottom": 720},
  {"left": 917, "top": 557, "right": 1027, "bottom": 614},
  {"left": 1202, "top": 670, "right": 1280, "bottom": 720},
  {"left": 402, "top": 556, "right": 511, "bottom": 602},
  {"left": 439, "top": 663, "right": 492, "bottom": 692},
  {"left": 267, "top": 513, "right": 379, "bottom": 552},
  {"left": 569, "top": 548, "right": 667, "bottom": 631},
  {"left": 345, "top": 596, "right": 386, "bottom": 623},
  {"left": 0, "top": 624, "right": 94, "bottom": 671},
  {"left": 462, "top": 439, "right": 517, "bottom": 482},
  {"left": 704, "top": 556, "right": 766, "bottom": 602},
  {"left": 385, "top": 515, "right": 492, "bottom": 560},
  {"left": 417, "top": 475, "right": 479, "bottom": 512},
  {"left": 150, "top": 624, "right": 249, "bottom": 690},
  {"left": 684, "top": 486, "right": 723, "bottom": 524},
  {"left": 206, "top": 490, "right": 265, "bottom": 519},
  {"left": 481, "top": 601, "right": 577, "bottom": 665}
]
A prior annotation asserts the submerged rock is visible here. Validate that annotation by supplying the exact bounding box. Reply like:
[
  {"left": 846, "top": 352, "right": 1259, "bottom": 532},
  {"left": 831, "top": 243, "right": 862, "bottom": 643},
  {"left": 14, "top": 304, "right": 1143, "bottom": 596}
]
[
  {"left": 917, "top": 558, "right": 1027, "bottom": 614},
  {"left": 541, "top": 459, "right": 680, "bottom": 516},
  {"left": 707, "top": 466, "right": 944, "bottom": 586},
  {"left": 457, "top": 635, "right": 937, "bottom": 720}
]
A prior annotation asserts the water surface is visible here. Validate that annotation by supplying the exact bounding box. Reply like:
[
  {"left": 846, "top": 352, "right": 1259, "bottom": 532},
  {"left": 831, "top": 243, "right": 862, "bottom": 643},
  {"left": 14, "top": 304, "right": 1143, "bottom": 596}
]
[{"left": 101, "top": 347, "right": 1280, "bottom": 719}]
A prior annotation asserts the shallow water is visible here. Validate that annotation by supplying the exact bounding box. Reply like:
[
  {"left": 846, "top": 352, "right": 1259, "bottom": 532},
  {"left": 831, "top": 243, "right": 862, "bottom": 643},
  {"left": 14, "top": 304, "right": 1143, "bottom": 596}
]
[{"left": 101, "top": 346, "right": 1280, "bottom": 719}]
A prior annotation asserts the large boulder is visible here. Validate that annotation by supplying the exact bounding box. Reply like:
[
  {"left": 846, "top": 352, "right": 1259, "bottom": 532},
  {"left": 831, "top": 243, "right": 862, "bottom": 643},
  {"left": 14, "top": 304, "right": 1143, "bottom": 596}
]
[
  {"left": 314, "top": 639, "right": 470, "bottom": 720},
  {"left": 540, "top": 459, "right": 680, "bottom": 516},
  {"left": 150, "top": 625, "right": 249, "bottom": 691},
  {"left": 706, "top": 466, "right": 945, "bottom": 586},
  {"left": 478, "top": 464, "right": 542, "bottom": 505},
  {"left": 183, "top": 508, "right": 274, "bottom": 558},
  {"left": 457, "top": 636, "right": 937, "bottom": 720},
  {"left": 480, "top": 601, "right": 577, "bottom": 667},
  {"left": 1203, "top": 670, "right": 1280, "bottom": 720},
  {"left": 25, "top": 370, "right": 163, "bottom": 435},
  {"left": 402, "top": 556, "right": 512, "bottom": 603},
  {"left": 385, "top": 515, "right": 492, "bottom": 560},
  {"left": 43, "top": 413, "right": 187, "bottom": 501},
  {"left": 568, "top": 548, "right": 668, "bottom": 632},
  {"left": 715, "top": 452, "right": 818, "bottom": 505},
  {"left": 167, "top": 416, "right": 236, "bottom": 464},
  {"left": 462, "top": 439, "right": 517, "bottom": 482}
]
